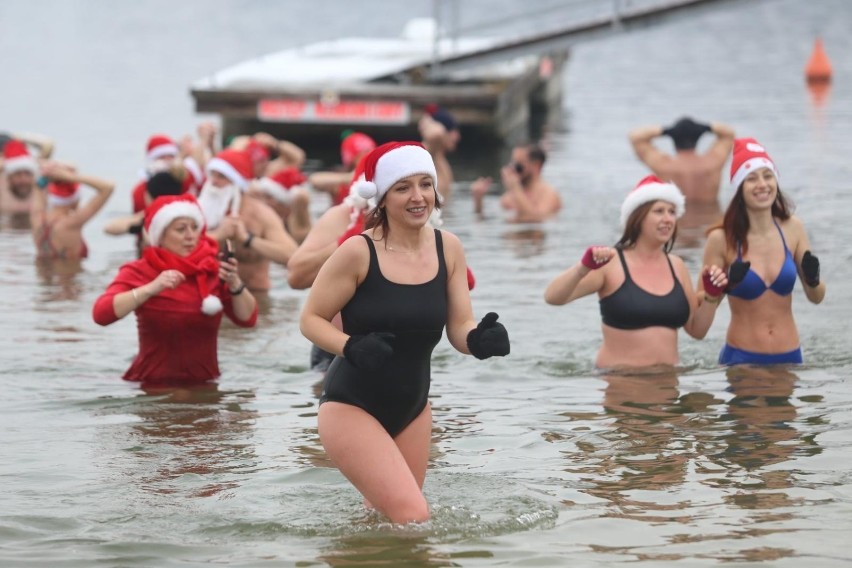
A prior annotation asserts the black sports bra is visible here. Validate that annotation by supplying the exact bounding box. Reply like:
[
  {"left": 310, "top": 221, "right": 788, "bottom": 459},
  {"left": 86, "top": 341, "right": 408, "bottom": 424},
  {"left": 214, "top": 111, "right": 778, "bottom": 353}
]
[{"left": 598, "top": 249, "right": 690, "bottom": 330}]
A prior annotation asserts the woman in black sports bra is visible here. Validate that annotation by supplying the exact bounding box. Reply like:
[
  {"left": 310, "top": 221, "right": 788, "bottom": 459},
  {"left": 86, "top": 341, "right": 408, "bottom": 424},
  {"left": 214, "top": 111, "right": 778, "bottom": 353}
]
[
  {"left": 544, "top": 175, "right": 724, "bottom": 369},
  {"left": 300, "top": 142, "right": 510, "bottom": 525}
]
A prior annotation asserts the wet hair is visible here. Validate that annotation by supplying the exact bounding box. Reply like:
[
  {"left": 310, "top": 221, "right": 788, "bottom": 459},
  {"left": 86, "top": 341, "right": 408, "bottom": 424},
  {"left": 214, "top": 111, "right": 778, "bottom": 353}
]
[
  {"left": 616, "top": 200, "right": 678, "bottom": 253},
  {"left": 523, "top": 143, "right": 547, "bottom": 166},
  {"left": 665, "top": 117, "right": 709, "bottom": 150},
  {"left": 146, "top": 171, "right": 183, "bottom": 199},
  {"left": 710, "top": 182, "right": 793, "bottom": 257}
]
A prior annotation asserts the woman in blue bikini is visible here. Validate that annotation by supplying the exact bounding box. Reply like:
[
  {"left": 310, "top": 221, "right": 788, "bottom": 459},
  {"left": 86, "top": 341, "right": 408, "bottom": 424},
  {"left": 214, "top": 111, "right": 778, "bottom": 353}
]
[{"left": 699, "top": 138, "right": 826, "bottom": 365}]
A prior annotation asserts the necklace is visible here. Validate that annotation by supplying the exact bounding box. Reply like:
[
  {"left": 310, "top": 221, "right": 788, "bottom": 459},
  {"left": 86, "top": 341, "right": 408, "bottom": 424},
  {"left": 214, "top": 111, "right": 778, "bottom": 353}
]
[{"left": 387, "top": 244, "right": 420, "bottom": 254}]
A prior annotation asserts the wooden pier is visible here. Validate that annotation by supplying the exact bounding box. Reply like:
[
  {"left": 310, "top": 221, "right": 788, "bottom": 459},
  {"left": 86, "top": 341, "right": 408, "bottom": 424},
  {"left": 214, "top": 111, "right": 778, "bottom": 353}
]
[{"left": 190, "top": 0, "right": 761, "bottom": 147}]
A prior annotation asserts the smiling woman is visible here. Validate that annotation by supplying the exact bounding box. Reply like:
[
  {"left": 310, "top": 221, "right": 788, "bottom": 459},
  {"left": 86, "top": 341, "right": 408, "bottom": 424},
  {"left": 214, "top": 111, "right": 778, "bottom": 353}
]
[
  {"left": 91, "top": 194, "right": 258, "bottom": 384},
  {"left": 544, "top": 174, "right": 724, "bottom": 369},
  {"left": 299, "top": 141, "right": 510, "bottom": 524},
  {"left": 698, "top": 138, "right": 826, "bottom": 365}
]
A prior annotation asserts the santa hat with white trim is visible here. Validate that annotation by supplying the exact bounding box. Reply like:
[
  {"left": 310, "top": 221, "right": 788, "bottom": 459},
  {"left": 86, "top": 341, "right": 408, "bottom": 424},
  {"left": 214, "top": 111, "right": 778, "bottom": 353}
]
[
  {"left": 730, "top": 137, "right": 778, "bottom": 190},
  {"left": 3, "top": 140, "right": 38, "bottom": 175},
  {"left": 146, "top": 134, "right": 179, "bottom": 162},
  {"left": 144, "top": 193, "right": 207, "bottom": 247},
  {"left": 620, "top": 174, "right": 685, "bottom": 227},
  {"left": 352, "top": 141, "right": 437, "bottom": 203},
  {"left": 47, "top": 181, "right": 81, "bottom": 208},
  {"left": 205, "top": 149, "right": 253, "bottom": 190},
  {"left": 143, "top": 194, "right": 221, "bottom": 315}
]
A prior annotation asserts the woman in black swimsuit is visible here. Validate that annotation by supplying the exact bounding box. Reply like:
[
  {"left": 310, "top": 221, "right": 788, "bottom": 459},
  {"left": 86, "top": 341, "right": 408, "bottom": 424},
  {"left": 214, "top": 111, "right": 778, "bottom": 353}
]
[
  {"left": 300, "top": 141, "right": 509, "bottom": 524},
  {"left": 544, "top": 175, "right": 725, "bottom": 368}
]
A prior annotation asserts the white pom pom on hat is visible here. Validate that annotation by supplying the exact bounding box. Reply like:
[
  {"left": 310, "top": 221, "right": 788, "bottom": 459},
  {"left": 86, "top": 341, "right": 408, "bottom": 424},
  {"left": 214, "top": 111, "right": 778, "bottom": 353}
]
[
  {"left": 356, "top": 141, "right": 438, "bottom": 203},
  {"left": 620, "top": 174, "right": 685, "bottom": 227},
  {"left": 201, "top": 294, "right": 223, "bottom": 315}
]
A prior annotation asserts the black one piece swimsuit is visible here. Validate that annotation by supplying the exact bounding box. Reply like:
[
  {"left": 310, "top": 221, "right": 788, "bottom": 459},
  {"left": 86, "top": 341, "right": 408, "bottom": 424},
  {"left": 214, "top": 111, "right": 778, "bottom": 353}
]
[{"left": 320, "top": 230, "right": 448, "bottom": 437}]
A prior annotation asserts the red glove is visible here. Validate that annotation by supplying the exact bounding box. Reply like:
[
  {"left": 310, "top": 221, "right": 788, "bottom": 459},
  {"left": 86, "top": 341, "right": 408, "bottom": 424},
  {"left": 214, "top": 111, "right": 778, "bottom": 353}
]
[
  {"left": 702, "top": 270, "right": 725, "bottom": 298},
  {"left": 581, "top": 247, "right": 611, "bottom": 270},
  {"left": 466, "top": 266, "right": 476, "bottom": 291}
]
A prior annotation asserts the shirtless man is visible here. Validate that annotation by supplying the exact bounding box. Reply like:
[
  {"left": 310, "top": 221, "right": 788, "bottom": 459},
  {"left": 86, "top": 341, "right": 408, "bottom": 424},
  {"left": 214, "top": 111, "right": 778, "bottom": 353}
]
[
  {"left": 1, "top": 134, "right": 55, "bottom": 216},
  {"left": 30, "top": 161, "right": 114, "bottom": 260},
  {"left": 197, "top": 149, "right": 297, "bottom": 291},
  {"left": 419, "top": 104, "right": 460, "bottom": 203},
  {"left": 628, "top": 117, "right": 735, "bottom": 205},
  {"left": 308, "top": 130, "right": 376, "bottom": 206},
  {"left": 471, "top": 143, "right": 561, "bottom": 222}
]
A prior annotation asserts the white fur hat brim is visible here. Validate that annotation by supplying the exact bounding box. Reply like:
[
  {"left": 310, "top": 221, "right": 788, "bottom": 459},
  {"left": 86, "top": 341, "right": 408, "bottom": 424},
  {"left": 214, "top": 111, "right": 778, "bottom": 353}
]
[
  {"left": 620, "top": 182, "right": 685, "bottom": 227},
  {"left": 146, "top": 201, "right": 206, "bottom": 247},
  {"left": 3, "top": 155, "right": 38, "bottom": 176}
]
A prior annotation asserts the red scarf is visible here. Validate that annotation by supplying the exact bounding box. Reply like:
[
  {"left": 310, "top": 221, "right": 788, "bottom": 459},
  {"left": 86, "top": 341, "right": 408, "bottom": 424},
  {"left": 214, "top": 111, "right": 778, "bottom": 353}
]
[{"left": 142, "top": 235, "right": 222, "bottom": 315}]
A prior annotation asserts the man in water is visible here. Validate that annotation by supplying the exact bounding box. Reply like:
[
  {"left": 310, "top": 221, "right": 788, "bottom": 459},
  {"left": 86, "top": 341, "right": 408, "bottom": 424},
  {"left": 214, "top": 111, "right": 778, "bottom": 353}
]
[
  {"left": 628, "top": 117, "right": 735, "bottom": 205},
  {"left": 1, "top": 133, "right": 55, "bottom": 216},
  {"left": 471, "top": 142, "right": 562, "bottom": 222}
]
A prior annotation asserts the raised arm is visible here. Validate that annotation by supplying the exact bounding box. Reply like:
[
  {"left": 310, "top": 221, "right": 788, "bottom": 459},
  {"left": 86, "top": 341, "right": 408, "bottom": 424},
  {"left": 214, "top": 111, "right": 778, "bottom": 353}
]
[
  {"left": 287, "top": 204, "right": 352, "bottom": 289},
  {"left": 704, "top": 121, "right": 736, "bottom": 167},
  {"left": 544, "top": 246, "right": 614, "bottom": 305},
  {"left": 628, "top": 124, "right": 672, "bottom": 175}
]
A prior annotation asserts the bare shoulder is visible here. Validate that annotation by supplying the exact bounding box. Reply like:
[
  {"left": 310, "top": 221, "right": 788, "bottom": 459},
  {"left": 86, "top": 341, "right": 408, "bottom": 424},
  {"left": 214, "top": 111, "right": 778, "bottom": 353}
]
[
  {"left": 438, "top": 229, "right": 465, "bottom": 255},
  {"left": 704, "top": 226, "right": 726, "bottom": 249}
]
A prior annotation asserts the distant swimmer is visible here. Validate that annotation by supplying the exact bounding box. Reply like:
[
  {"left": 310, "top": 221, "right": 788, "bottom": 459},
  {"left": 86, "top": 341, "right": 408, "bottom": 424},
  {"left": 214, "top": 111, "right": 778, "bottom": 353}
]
[
  {"left": 471, "top": 142, "right": 561, "bottom": 222},
  {"left": 1, "top": 133, "right": 55, "bottom": 216},
  {"left": 308, "top": 130, "right": 377, "bottom": 207},
  {"left": 299, "top": 142, "right": 509, "bottom": 524},
  {"left": 629, "top": 117, "right": 735, "bottom": 205},
  {"left": 93, "top": 194, "right": 257, "bottom": 385},
  {"left": 131, "top": 133, "right": 205, "bottom": 214},
  {"left": 419, "top": 104, "right": 460, "bottom": 203},
  {"left": 544, "top": 175, "right": 724, "bottom": 369},
  {"left": 197, "top": 149, "right": 298, "bottom": 292},
  {"left": 30, "top": 161, "right": 114, "bottom": 260},
  {"left": 699, "top": 138, "right": 825, "bottom": 366}
]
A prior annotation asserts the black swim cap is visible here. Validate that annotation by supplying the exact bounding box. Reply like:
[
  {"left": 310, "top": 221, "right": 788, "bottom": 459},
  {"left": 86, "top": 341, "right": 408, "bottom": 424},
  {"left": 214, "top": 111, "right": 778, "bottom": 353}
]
[
  {"left": 146, "top": 171, "right": 183, "bottom": 198},
  {"left": 663, "top": 117, "right": 710, "bottom": 150}
]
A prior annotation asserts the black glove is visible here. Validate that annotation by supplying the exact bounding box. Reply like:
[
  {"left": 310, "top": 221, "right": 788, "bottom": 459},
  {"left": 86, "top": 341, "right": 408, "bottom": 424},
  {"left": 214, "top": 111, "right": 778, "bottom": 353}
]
[
  {"left": 343, "top": 332, "right": 395, "bottom": 372},
  {"left": 726, "top": 259, "right": 751, "bottom": 290},
  {"left": 467, "top": 312, "right": 510, "bottom": 360},
  {"left": 801, "top": 250, "right": 820, "bottom": 286}
]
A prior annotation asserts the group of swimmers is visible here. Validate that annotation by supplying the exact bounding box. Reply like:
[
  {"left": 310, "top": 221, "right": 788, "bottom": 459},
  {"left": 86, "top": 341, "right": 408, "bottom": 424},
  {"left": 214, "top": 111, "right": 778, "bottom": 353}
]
[{"left": 0, "top": 112, "right": 825, "bottom": 524}]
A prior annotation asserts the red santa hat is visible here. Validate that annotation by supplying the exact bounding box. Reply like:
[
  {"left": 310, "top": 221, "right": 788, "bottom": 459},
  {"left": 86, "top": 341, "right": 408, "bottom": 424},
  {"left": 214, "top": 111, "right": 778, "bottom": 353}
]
[
  {"left": 206, "top": 149, "right": 253, "bottom": 190},
  {"left": 620, "top": 174, "right": 685, "bottom": 227},
  {"left": 146, "top": 134, "right": 179, "bottom": 162},
  {"left": 245, "top": 139, "right": 270, "bottom": 164},
  {"left": 2, "top": 140, "right": 38, "bottom": 175},
  {"left": 340, "top": 131, "right": 376, "bottom": 168},
  {"left": 47, "top": 181, "right": 81, "bottom": 208},
  {"left": 730, "top": 137, "right": 778, "bottom": 190},
  {"left": 255, "top": 167, "right": 307, "bottom": 205},
  {"left": 144, "top": 194, "right": 207, "bottom": 248},
  {"left": 352, "top": 141, "right": 437, "bottom": 202}
]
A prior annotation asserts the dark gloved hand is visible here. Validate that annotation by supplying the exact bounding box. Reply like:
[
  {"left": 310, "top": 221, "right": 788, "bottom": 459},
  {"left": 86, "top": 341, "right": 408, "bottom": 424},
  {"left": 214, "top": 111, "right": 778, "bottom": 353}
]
[
  {"left": 726, "top": 259, "right": 751, "bottom": 290},
  {"left": 801, "top": 250, "right": 820, "bottom": 286},
  {"left": 702, "top": 270, "right": 725, "bottom": 298},
  {"left": 343, "top": 332, "right": 395, "bottom": 372},
  {"left": 467, "top": 312, "right": 510, "bottom": 360}
]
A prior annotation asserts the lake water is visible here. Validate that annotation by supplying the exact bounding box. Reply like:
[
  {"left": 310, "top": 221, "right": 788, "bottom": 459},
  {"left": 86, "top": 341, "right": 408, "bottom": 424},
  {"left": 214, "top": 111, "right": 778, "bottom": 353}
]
[{"left": 2, "top": 1, "right": 851, "bottom": 565}]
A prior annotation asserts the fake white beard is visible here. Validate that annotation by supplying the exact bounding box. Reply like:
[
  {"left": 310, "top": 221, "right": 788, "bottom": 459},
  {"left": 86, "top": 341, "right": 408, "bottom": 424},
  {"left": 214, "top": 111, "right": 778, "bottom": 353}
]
[{"left": 197, "top": 180, "right": 238, "bottom": 229}]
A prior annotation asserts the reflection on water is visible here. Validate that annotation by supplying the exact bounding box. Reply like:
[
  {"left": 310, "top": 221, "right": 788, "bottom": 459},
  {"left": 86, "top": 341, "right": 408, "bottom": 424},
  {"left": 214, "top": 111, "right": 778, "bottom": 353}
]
[
  {"left": 107, "top": 384, "right": 259, "bottom": 498},
  {"left": 500, "top": 226, "right": 547, "bottom": 258},
  {"left": 35, "top": 258, "right": 84, "bottom": 302},
  {"left": 317, "top": 532, "right": 463, "bottom": 567}
]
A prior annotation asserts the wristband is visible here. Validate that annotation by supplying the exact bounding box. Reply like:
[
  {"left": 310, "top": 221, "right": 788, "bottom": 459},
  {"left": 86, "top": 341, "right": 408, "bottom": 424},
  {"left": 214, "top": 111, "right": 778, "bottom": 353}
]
[
  {"left": 703, "top": 293, "right": 721, "bottom": 304},
  {"left": 243, "top": 232, "right": 254, "bottom": 248},
  {"left": 228, "top": 283, "right": 247, "bottom": 296}
]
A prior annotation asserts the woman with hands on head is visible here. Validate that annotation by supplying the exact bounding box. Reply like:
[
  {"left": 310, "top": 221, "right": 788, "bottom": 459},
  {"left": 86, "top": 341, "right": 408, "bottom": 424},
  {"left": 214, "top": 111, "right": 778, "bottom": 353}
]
[
  {"left": 699, "top": 138, "right": 825, "bottom": 366},
  {"left": 544, "top": 175, "right": 723, "bottom": 368},
  {"left": 93, "top": 194, "right": 257, "bottom": 384},
  {"left": 299, "top": 141, "right": 509, "bottom": 525}
]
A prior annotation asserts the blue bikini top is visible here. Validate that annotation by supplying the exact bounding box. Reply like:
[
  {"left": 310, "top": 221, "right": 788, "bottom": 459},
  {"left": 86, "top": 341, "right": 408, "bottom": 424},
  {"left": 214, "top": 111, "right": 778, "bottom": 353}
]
[{"left": 726, "top": 220, "right": 797, "bottom": 301}]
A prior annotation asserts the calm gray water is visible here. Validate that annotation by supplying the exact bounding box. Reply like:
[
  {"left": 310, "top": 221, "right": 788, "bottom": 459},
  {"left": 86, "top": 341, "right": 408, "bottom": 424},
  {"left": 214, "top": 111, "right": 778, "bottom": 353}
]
[{"left": 2, "top": 1, "right": 851, "bottom": 566}]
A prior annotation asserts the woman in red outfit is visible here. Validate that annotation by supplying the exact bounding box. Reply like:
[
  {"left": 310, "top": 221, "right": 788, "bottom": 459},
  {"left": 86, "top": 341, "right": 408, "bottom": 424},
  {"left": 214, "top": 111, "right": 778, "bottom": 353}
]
[{"left": 93, "top": 194, "right": 257, "bottom": 384}]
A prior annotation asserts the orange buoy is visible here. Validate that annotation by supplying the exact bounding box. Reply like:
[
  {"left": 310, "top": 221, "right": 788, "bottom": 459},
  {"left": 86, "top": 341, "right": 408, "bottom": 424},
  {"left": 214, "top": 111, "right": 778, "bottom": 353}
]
[{"left": 805, "top": 38, "right": 832, "bottom": 84}]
